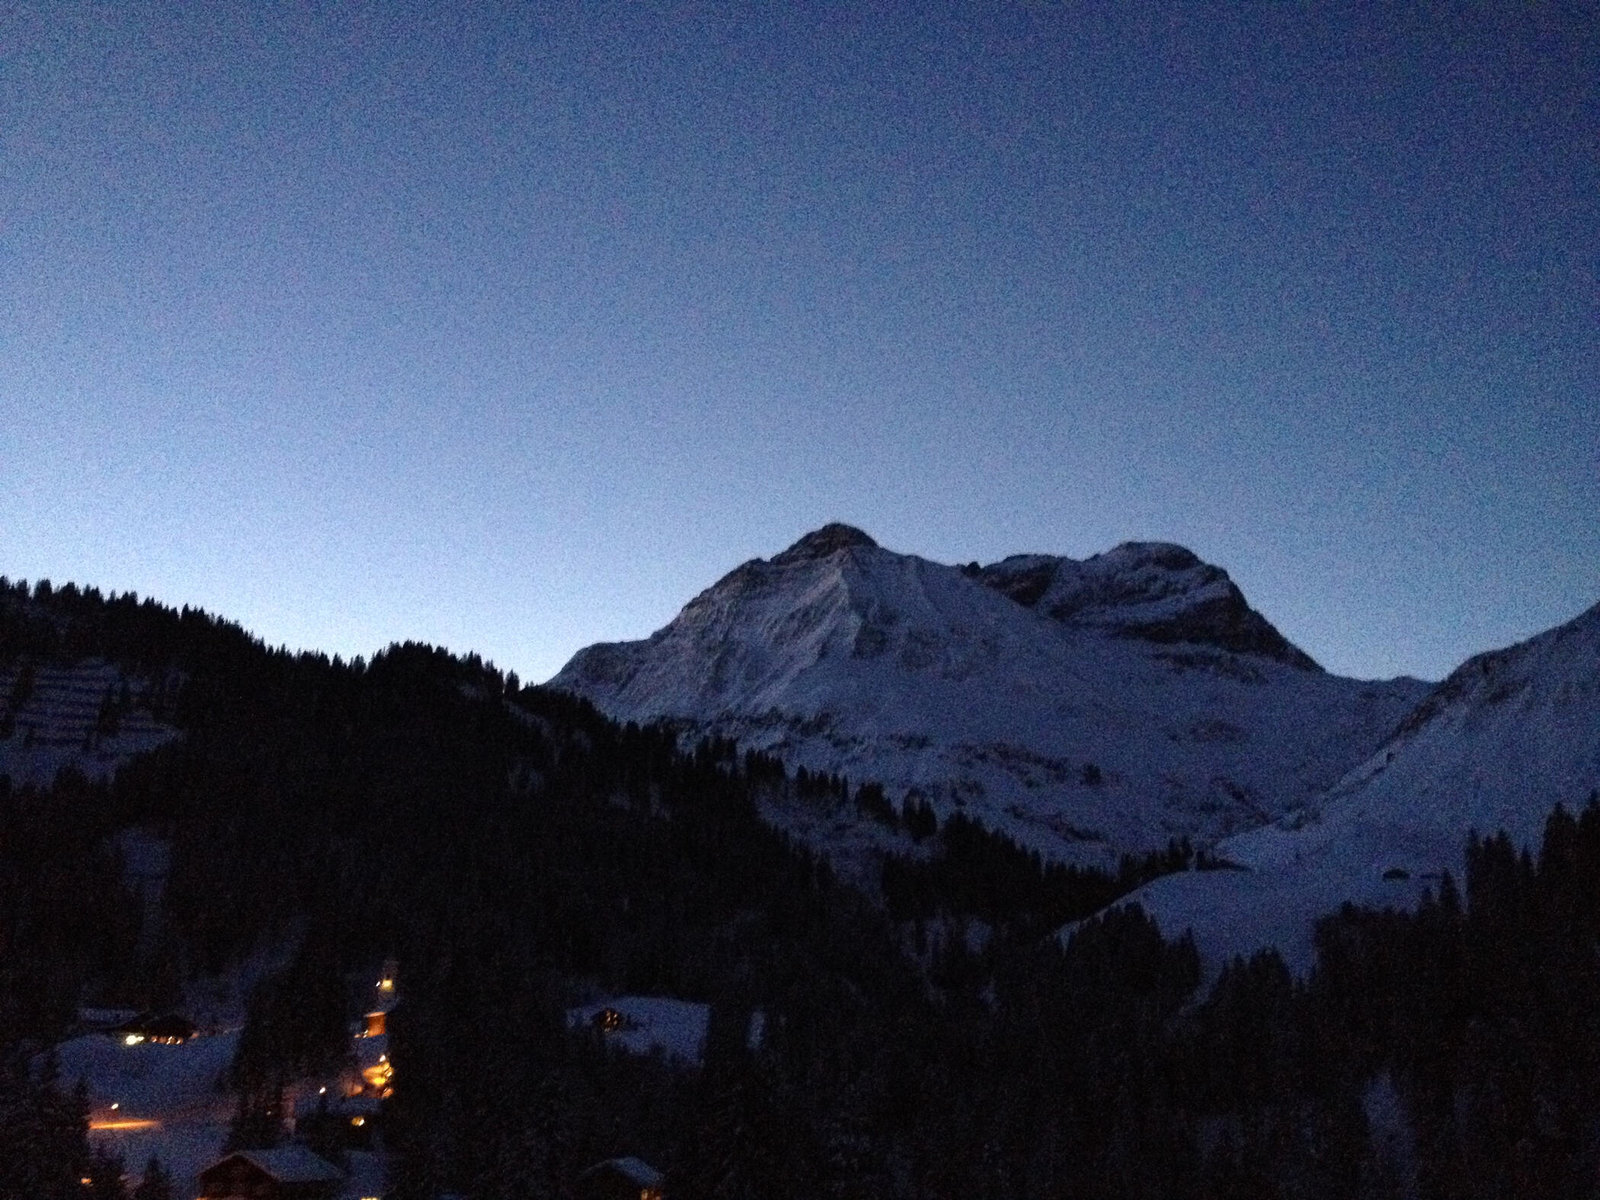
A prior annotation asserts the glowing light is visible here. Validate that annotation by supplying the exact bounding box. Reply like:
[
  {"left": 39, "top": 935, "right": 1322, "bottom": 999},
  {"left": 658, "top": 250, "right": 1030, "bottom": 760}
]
[
  {"left": 318, "top": 1086, "right": 327, "bottom": 1095},
  {"left": 110, "top": 1103, "right": 119, "bottom": 1110},
  {"left": 350, "top": 1116, "right": 366, "bottom": 1127},
  {"left": 123, "top": 1034, "right": 144, "bottom": 1046},
  {"left": 89, "top": 1118, "right": 160, "bottom": 1131},
  {"left": 378, "top": 978, "right": 394, "bottom": 992},
  {"left": 80, "top": 1177, "right": 92, "bottom": 1186}
]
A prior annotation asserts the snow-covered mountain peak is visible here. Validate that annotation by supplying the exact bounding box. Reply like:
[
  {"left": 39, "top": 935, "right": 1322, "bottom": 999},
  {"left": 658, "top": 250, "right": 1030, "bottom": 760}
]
[
  {"left": 552, "top": 528, "right": 1428, "bottom": 863},
  {"left": 979, "top": 542, "right": 1318, "bottom": 669},
  {"left": 771, "top": 522, "right": 880, "bottom": 564}
]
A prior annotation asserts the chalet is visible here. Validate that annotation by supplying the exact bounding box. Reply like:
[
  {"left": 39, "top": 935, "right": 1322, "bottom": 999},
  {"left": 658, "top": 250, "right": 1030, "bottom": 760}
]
[
  {"left": 115, "top": 1012, "right": 196, "bottom": 1045},
  {"left": 355, "top": 1035, "right": 393, "bottom": 1095},
  {"left": 592, "top": 1007, "right": 635, "bottom": 1033},
  {"left": 577, "top": 1156, "right": 665, "bottom": 1200},
  {"left": 198, "top": 1147, "right": 342, "bottom": 1200},
  {"left": 565, "top": 997, "right": 710, "bottom": 1067}
]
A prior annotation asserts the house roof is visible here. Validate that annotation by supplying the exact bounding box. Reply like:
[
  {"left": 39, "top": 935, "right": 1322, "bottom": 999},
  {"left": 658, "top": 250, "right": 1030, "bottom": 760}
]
[
  {"left": 582, "top": 1156, "right": 664, "bottom": 1188},
  {"left": 205, "top": 1147, "right": 343, "bottom": 1183}
]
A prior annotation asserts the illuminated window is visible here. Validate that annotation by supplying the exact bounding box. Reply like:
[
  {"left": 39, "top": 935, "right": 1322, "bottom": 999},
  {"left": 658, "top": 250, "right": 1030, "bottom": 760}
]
[
  {"left": 595, "top": 1007, "right": 630, "bottom": 1032},
  {"left": 351, "top": 1116, "right": 366, "bottom": 1127}
]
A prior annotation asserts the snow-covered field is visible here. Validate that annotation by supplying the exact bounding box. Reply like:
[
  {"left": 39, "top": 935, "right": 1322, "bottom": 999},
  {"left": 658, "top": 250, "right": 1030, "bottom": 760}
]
[
  {"left": 58, "top": 1030, "right": 239, "bottom": 1198},
  {"left": 566, "top": 996, "right": 711, "bottom": 1066}
]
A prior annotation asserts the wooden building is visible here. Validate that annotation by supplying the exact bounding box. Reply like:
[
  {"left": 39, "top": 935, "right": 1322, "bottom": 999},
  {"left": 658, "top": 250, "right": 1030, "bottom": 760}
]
[{"left": 198, "top": 1147, "right": 342, "bottom": 1200}]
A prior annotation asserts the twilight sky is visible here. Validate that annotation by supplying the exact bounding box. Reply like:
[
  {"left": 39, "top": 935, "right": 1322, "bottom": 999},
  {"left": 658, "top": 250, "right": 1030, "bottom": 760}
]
[{"left": 3, "top": 2, "right": 1596, "bottom": 683}]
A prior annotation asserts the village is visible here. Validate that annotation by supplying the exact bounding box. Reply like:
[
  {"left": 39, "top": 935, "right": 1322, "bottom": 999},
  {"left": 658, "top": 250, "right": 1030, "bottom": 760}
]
[{"left": 62, "top": 959, "right": 707, "bottom": 1200}]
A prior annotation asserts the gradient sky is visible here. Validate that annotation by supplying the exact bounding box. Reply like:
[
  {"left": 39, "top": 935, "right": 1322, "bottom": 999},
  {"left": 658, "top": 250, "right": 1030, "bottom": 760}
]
[{"left": 3, "top": 2, "right": 1596, "bottom": 683}]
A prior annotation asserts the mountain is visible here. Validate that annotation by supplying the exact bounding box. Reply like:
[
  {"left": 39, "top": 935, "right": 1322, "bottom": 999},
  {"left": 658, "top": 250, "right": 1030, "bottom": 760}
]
[
  {"left": 551, "top": 524, "right": 1429, "bottom": 864},
  {"left": 1129, "top": 597, "right": 1600, "bottom": 969},
  {"left": 979, "top": 541, "right": 1319, "bottom": 669}
]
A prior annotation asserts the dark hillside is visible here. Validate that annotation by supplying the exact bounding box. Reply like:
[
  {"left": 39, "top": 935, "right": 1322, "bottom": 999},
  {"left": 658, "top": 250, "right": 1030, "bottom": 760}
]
[{"left": 4, "top": 576, "right": 1600, "bottom": 1198}]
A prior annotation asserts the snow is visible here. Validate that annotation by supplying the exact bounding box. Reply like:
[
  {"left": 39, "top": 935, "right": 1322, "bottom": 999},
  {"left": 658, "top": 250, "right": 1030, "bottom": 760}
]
[
  {"left": 54, "top": 951, "right": 405, "bottom": 1198},
  {"left": 983, "top": 543, "right": 1238, "bottom": 632},
  {"left": 56, "top": 1029, "right": 239, "bottom": 1199},
  {"left": 566, "top": 996, "right": 711, "bottom": 1066},
  {"left": 550, "top": 525, "right": 1599, "bottom": 978},
  {"left": 1124, "top": 600, "right": 1600, "bottom": 973},
  {"left": 0, "top": 660, "right": 178, "bottom": 786},
  {"left": 551, "top": 527, "right": 1428, "bottom": 865}
]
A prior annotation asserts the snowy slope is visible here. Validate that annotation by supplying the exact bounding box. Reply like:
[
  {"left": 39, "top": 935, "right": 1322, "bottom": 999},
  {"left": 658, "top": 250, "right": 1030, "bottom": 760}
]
[
  {"left": 0, "top": 660, "right": 178, "bottom": 786},
  {"left": 981, "top": 542, "right": 1318, "bottom": 669},
  {"left": 552, "top": 525, "right": 1428, "bottom": 865},
  {"left": 1129, "top": 599, "right": 1600, "bottom": 970}
]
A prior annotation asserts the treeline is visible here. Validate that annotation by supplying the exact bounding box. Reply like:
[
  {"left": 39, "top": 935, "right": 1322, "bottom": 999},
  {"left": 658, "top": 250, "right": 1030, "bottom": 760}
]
[{"left": 882, "top": 812, "right": 1207, "bottom": 937}]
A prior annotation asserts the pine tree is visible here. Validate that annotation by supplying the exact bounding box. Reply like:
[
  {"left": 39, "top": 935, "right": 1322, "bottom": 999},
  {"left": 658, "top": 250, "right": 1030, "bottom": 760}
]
[{"left": 132, "top": 1155, "right": 172, "bottom": 1200}]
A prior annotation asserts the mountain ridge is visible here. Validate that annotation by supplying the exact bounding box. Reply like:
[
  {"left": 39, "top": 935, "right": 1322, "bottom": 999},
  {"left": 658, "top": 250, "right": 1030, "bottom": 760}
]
[
  {"left": 552, "top": 524, "right": 1430, "bottom": 865},
  {"left": 1128, "top": 595, "right": 1600, "bottom": 970}
]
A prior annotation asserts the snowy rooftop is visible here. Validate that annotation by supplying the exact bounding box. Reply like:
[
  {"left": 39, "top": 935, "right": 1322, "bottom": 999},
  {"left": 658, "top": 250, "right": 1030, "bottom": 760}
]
[{"left": 215, "top": 1146, "right": 343, "bottom": 1183}]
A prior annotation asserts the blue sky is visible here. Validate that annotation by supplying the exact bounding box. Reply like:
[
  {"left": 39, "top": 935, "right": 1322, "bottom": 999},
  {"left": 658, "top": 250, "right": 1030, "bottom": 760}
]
[{"left": 3, "top": 2, "right": 1595, "bottom": 682}]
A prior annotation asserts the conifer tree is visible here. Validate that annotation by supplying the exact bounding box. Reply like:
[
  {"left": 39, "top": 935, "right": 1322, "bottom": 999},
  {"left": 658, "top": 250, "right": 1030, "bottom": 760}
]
[{"left": 132, "top": 1156, "right": 172, "bottom": 1200}]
